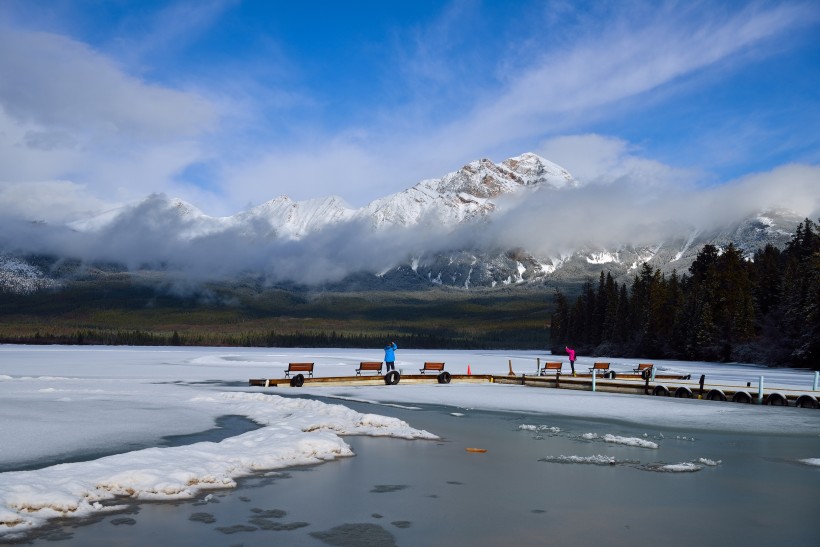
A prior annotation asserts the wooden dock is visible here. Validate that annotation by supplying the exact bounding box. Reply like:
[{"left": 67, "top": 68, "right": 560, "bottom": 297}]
[
  {"left": 248, "top": 370, "right": 819, "bottom": 409},
  {"left": 248, "top": 373, "right": 491, "bottom": 388}
]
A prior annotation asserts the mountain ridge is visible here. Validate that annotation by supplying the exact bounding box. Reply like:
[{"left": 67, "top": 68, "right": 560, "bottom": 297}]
[{"left": 0, "top": 153, "right": 806, "bottom": 293}]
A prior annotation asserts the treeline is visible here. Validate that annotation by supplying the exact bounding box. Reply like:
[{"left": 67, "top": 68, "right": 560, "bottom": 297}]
[
  {"left": 3, "top": 327, "right": 532, "bottom": 350},
  {"left": 550, "top": 219, "right": 820, "bottom": 368}
]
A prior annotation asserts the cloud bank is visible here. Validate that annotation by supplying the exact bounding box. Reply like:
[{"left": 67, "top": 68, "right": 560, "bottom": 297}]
[{"left": 1, "top": 139, "right": 817, "bottom": 286}]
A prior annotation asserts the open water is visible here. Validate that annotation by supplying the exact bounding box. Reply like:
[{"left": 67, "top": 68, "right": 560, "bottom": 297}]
[{"left": 13, "top": 394, "right": 820, "bottom": 546}]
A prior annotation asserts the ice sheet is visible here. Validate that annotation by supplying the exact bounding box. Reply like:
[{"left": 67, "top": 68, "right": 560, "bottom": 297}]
[{"left": 1, "top": 345, "right": 818, "bottom": 539}]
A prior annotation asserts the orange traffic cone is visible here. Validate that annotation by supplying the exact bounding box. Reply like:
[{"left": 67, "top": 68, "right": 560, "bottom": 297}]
[{"left": 467, "top": 364, "right": 472, "bottom": 375}]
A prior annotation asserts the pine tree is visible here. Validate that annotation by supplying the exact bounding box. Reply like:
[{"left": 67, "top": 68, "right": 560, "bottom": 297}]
[{"left": 549, "top": 290, "right": 569, "bottom": 347}]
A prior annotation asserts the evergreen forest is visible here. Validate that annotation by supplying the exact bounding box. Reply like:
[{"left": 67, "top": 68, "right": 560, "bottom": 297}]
[{"left": 550, "top": 219, "right": 820, "bottom": 368}]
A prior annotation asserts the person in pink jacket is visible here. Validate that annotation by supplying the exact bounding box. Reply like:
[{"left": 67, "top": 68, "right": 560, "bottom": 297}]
[{"left": 565, "top": 346, "right": 576, "bottom": 376}]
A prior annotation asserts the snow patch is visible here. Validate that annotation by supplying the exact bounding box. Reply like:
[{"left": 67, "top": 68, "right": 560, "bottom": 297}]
[
  {"left": 539, "top": 455, "right": 621, "bottom": 465},
  {"left": 0, "top": 256, "right": 61, "bottom": 294},
  {"left": 647, "top": 462, "right": 703, "bottom": 473},
  {"left": 586, "top": 251, "right": 619, "bottom": 265},
  {"left": 0, "top": 392, "right": 435, "bottom": 537},
  {"left": 602, "top": 434, "right": 658, "bottom": 449},
  {"left": 519, "top": 425, "right": 561, "bottom": 433}
]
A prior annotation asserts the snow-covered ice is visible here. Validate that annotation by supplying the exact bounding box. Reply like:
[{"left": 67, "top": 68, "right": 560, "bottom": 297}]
[
  {"left": 0, "top": 345, "right": 818, "bottom": 539},
  {"left": 602, "top": 433, "right": 658, "bottom": 449}
]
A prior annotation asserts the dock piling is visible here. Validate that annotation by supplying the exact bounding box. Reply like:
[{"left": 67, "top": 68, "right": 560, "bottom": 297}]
[
  {"left": 813, "top": 371, "right": 818, "bottom": 391},
  {"left": 591, "top": 369, "right": 597, "bottom": 392},
  {"left": 758, "top": 376, "right": 764, "bottom": 405}
]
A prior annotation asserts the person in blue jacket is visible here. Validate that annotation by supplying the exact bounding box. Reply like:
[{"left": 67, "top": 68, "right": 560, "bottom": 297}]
[{"left": 383, "top": 342, "right": 398, "bottom": 372}]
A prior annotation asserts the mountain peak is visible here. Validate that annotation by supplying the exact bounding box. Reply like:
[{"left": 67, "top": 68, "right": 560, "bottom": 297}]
[
  {"left": 501, "top": 152, "right": 575, "bottom": 189},
  {"left": 359, "top": 154, "right": 576, "bottom": 229}
]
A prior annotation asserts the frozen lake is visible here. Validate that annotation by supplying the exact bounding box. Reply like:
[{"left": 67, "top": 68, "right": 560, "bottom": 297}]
[{"left": 1, "top": 346, "right": 818, "bottom": 545}]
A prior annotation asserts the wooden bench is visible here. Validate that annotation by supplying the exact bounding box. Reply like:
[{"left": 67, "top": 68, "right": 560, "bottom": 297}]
[
  {"left": 356, "top": 361, "right": 383, "bottom": 375},
  {"left": 420, "top": 362, "right": 445, "bottom": 374},
  {"left": 539, "top": 361, "right": 563, "bottom": 375},
  {"left": 633, "top": 363, "right": 654, "bottom": 374},
  {"left": 589, "top": 362, "right": 610, "bottom": 374},
  {"left": 284, "top": 362, "right": 314, "bottom": 378}
]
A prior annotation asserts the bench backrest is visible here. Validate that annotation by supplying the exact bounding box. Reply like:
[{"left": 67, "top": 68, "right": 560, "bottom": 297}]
[
  {"left": 544, "top": 361, "right": 563, "bottom": 369},
  {"left": 592, "top": 362, "right": 610, "bottom": 370},
  {"left": 359, "top": 361, "right": 383, "bottom": 370},
  {"left": 288, "top": 362, "right": 314, "bottom": 371},
  {"left": 423, "top": 362, "right": 445, "bottom": 371},
  {"left": 636, "top": 363, "right": 653, "bottom": 370}
]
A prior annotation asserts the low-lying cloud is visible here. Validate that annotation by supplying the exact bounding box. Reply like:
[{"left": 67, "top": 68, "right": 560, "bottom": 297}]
[
  {"left": 486, "top": 163, "right": 819, "bottom": 257},
  {"left": 1, "top": 158, "right": 817, "bottom": 286}
]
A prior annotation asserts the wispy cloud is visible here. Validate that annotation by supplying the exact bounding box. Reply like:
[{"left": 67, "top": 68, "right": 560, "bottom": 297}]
[
  {"left": 0, "top": 29, "right": 216, "bottom": 138},
  {"left": 0, "top": 1, "right": 817, "bottom": 223},
  {"left": 214, "top": 1, "right": 819, "bottom": 211},
  {"left": 430, "top": 1, "right": 817, "bottom": 156}
]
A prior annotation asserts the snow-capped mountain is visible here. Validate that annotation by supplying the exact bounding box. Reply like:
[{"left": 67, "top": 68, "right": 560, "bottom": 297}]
[
  {"left": 69, "top": 195, "right": 235, "bottom": 240},
  {"left": 359, "top": 153, "right": 574, "bottom": 228},
  {"left": 0, "top": 153, "right": 807, "bottom": 293},
  {"left": 236, "top": 195, "right": 355, "bottom": 239},
  {"left": 67, "top": 152, "right": 575, "bottom": 238}
]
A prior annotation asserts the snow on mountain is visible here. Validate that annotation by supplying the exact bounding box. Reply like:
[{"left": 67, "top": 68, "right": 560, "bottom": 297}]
[
  {"left": 0, "top": 153, "right": 805, "bottom": 292},
  {"left": 586, "top": 251, "right": 620, "bottom": 265},
  {"left": 0, "top": 256, "right": 61, "bottom": 294},
  {"left": 238, "top": 195, "right": 355, "bottom": 239},
  {"left": 70, "top": 196, "right": 236, "bottom": 240},
  {"left": 359, "top": 153, "right": 575, "bottom": 229},
  {"left": 64, "top": 153, "right": 574, "bottom": 239}
]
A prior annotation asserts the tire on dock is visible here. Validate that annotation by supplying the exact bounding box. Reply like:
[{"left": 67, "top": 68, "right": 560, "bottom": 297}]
[
  {"left": 437, "top": 371, "right": 451, "bottom": 384},
  {"left": 705, "top": 389, "right": 727, "bottom": 402},
  {"left": 652, "top": 385, "right": 670, "bottom": 397},
  {"left": 674, "top": 386, "right": 694, "bottom": 399},
  {"left": 384, "top": 371, "right": 401, "bottom": 385},
  {"left": 731, "top": 391, "right": 752, "bottom": 404},
  {"left": 765, "top": 392, "right": 789, "bottom": 406},
  {"left": 290, "top": 374, "right": 305, "bottom": 388},
  {"left": 794, "top": 394, "right": 818, "bottom": 409}
]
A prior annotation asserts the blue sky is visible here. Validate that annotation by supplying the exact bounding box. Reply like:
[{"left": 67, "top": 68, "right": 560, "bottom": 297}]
[{"left": 0, "top": 0, "right": 818, "bottom": 221}]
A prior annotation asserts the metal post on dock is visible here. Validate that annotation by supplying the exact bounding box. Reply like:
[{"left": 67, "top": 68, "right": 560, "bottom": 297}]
[
  {"left": 537, "top": 358, "right": 541, "bottom": 375},
  {"left": 757, "top": 376, "right": 764, "bottom": 405},
  {"left": 591, "top": 369, "right": 596, "bottom": 392},
  {"left": 814, "top": 371, "right": 819, "bottom": 391}
]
